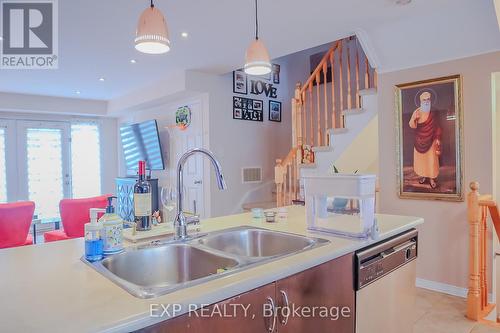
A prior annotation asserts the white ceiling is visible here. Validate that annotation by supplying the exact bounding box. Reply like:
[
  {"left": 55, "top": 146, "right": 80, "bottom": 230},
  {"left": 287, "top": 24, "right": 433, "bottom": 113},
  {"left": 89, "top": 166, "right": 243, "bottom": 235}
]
[{"left": 0, "top": 0, "right": 498, "bottom": 101}]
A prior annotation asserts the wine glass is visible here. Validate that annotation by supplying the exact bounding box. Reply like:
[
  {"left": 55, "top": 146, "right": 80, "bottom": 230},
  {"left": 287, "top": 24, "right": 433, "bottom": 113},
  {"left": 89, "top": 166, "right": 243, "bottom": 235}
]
[{"left": 160, "top": 187, "right": 177, "bottom": 223}]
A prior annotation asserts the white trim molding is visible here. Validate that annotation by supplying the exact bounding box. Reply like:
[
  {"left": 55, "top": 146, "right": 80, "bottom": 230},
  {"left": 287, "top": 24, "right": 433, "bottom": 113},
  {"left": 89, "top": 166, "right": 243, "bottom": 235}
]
[{"left": 416, "top": 278, "right": 493, "bottom": 303}]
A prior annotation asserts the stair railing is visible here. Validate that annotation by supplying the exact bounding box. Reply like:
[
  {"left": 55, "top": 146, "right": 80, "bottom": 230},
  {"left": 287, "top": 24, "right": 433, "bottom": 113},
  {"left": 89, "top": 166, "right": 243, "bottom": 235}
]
[
  {"left": 275, "top": 148, "right": 299, "bottom": 207},
  {"left": 467, "top": 181, "right": 500, "bottom": 321},
  {"left": 275, "top": 35, "right": 377, "bottom": 207}
]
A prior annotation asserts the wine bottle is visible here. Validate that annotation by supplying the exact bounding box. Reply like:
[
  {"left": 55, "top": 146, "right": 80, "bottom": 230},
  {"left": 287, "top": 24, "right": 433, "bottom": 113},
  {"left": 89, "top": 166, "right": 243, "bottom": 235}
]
[{"left": 134, "top": 160, "right": 152, "bottom": 231}]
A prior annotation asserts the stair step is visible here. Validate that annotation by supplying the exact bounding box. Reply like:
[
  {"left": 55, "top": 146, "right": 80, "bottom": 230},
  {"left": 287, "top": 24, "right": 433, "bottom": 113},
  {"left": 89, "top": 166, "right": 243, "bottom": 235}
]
[
  {"left": 327, "top": 128, "right": 349, "bottom": 135},
  {"left": 299, "top": 163, "right": 317, "bottom": 169},
  {"left": 358, "top": 88, "right": 377, "bottom": 96},
  {"left": 341, "top": 108, "right": 364, "bottom": 116},
  {"left": 312, "top": 146, "right": 333, "bottom": 153}
]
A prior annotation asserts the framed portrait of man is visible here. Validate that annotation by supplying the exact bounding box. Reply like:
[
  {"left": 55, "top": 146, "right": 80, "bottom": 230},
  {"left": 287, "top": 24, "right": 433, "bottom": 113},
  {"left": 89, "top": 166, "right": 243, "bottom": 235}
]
[{"left": 395, "top": 75, "right": 463, "bottom": 201}]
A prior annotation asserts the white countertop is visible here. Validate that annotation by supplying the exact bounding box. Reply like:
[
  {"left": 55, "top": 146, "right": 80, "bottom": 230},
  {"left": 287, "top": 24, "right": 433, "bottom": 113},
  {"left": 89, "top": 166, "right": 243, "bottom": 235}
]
[{"left": 0, "top": 206, "right": 423, "bottom": 333}]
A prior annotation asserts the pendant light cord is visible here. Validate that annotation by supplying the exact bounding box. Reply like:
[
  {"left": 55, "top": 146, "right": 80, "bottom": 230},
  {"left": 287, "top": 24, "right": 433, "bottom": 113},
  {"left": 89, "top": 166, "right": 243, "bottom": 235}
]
[{"left": 255, "top": 0, "right": 259, "bottom": 40}]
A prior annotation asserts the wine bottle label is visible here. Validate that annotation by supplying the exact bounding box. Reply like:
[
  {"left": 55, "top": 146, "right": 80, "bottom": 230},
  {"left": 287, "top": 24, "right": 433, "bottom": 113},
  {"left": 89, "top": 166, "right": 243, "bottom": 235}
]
[{"left": 134, "top": 193, "right": 152, "bottom": 216}]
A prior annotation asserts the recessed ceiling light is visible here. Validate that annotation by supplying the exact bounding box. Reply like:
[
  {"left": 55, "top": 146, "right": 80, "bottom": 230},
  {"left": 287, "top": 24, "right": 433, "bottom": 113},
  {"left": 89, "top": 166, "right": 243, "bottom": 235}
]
[
  {"left": 99, "top": 77, "right": 105, "bottom": 82},
  {"left": 130, "top": 59, "right": 137, "bottom": 64},
  {"left": 181, "top": 32, "right": 189, "bottom": 38},
  {"left": 395, "top": 0, "right": 411, "bottom": 5},
  {"left": 75, "top": 90, "right": 81, "bottom": 95},
  {"left": 0, "top": 36, "right": 3, "bottom": 41}
]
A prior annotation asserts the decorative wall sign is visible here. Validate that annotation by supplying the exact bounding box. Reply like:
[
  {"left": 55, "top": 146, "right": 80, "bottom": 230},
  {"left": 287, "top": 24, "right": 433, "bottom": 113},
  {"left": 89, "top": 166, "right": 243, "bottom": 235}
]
[
  {"left": 175, "top": 105, "right": 191, "bottom": 130},
  {"left": 269, "top": 100, "right": 281, "bottom": 122},
  {"left": 272, "top": 64, "right": 280, "bottom": 84},
  {"left": 233, "top": 70, "right": 248, "bottom": 94},
  {"left": 250, "top": 80, "right": 277, "bottom": 98},
  {"left": 233, "top": 96, "right": 263, "bottom": 122},
  {"left": 395, "top": 75, "right": 463, "bottom": 201}
]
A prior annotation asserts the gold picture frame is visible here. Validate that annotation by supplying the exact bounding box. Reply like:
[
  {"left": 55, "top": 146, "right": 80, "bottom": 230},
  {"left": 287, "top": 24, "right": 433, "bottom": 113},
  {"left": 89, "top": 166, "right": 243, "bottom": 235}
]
[{"left": 395, "top": 75, "right": 464, "bottom": 201}]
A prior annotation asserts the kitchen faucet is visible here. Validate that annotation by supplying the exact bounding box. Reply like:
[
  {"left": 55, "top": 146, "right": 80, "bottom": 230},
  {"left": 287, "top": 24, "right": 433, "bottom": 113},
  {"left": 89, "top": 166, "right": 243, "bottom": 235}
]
[{"left": 174, "top": 148, "right": 227, "bottom": 240}]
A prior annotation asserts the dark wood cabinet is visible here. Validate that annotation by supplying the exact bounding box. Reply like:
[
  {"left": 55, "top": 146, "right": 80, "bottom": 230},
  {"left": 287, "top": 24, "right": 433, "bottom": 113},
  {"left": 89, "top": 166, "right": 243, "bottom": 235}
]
[
  {"left": 138, "top": 254, "right": 354, "bottom": 333},
  {"left": 139, "top": 283, "right": 276, "bottom": 333},
  {"left": 275, "top": 253, "right": 354, "bottom": 333}
]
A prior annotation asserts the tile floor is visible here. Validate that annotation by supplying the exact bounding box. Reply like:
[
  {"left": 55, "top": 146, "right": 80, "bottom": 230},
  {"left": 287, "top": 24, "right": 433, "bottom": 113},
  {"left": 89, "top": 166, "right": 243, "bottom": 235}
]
[{"left": 415, "top": 288, "right": 500, "bottom": 332}]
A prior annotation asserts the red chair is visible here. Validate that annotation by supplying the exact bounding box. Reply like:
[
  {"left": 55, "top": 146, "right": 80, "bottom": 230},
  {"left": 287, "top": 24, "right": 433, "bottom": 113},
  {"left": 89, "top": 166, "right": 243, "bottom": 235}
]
[
  {"left": 44, "top": 195, "right": 110, "bottom": 242},
  {"left": 0, "top": 201, "right": 35, "bottom": 249}
]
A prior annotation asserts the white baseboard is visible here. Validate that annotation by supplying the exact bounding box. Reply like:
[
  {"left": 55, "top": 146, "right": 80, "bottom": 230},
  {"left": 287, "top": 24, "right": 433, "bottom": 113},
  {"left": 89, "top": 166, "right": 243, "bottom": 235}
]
[
  {"left": 416, "top": 278, "right": 468, "bottom": 298},
  {"left": 416, "top": 278, "right": 494, "bottom": 303}
]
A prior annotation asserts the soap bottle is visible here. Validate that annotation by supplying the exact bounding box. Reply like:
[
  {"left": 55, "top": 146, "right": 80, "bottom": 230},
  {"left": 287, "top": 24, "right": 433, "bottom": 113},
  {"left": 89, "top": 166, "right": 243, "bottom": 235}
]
[
  {"left": 84, "top": 208, "right": 105, "bottom": 262},
  {"left": 99, "top": 196, "right": 124, "bottom": 255}
]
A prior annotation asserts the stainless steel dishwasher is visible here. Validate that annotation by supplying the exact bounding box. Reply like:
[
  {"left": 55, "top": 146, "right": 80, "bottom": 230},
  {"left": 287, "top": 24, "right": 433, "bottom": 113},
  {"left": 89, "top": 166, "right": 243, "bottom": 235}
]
[{"left": 355, "top": 229, "right": 418, "bottom": 333}]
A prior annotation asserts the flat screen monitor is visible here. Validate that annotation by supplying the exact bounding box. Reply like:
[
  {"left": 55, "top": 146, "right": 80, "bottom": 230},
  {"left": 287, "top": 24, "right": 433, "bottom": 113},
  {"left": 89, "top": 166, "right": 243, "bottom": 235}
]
[{"left": 119, "top": 119, "right": 165, "bottom": 171}]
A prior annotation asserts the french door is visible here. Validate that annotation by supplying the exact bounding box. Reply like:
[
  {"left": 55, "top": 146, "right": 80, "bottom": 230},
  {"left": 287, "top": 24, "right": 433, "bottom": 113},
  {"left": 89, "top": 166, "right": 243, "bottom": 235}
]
[{"left": 16, "top": 121, "right": 72, "bottom": 221}]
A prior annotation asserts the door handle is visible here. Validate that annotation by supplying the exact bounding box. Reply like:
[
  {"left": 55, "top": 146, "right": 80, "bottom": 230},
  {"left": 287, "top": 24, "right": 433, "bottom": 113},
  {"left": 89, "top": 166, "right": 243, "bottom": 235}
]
[
  {"left": 266, "top": 297, "right": 277, "bottom": 333},
  {"left": 279, "top": 290, "right": 290, "bottom": 326},
  {"left": 194, "top": 180, "right": 202, "bottom": 185}
]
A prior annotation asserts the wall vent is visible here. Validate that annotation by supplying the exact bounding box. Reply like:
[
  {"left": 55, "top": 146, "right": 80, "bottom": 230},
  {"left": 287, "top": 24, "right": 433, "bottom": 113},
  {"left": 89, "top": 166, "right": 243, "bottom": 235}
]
[{"left": 242, "top": 167, "right": 262, "bottom": 183}]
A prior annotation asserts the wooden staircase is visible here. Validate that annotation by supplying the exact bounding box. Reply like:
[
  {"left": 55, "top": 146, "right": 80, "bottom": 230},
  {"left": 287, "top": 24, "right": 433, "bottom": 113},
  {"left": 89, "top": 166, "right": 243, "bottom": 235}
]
[{"left": 275, "top": 36, "right": 377, "bottom": 207}]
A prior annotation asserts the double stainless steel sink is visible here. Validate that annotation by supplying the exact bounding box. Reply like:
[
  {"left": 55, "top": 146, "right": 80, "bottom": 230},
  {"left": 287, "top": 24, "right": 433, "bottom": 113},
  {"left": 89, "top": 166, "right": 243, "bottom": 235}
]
[{"left": 83, "top": 226, "right": 329, "bottom": 298}]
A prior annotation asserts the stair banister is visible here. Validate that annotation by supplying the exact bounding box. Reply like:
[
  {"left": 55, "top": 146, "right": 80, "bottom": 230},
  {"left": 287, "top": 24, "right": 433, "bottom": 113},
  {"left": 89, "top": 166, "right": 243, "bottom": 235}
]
[
  {"left": 466, "top": 181, "right": 497, "bottom": 321},
  {"left": 274, "top": 36, "right": 377, "bottom": 207}
]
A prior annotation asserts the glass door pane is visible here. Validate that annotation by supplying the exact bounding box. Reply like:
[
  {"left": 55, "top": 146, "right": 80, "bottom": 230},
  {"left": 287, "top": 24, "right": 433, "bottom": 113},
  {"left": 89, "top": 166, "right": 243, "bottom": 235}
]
[
  {"left": 17, "top": 121, "right": 71, "bottom": 221},
  {"left": 71, "top": 123, "right": 101, "bottom": 198}
]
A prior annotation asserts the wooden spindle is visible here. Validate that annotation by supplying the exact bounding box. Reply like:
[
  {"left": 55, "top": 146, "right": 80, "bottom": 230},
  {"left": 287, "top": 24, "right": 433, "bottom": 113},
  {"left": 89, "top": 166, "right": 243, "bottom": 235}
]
[
  {"left": 308, "top": 84, "right": 313, "bottom": 146},
  {"left": 288, "top": 164, "right": 292, "bottom": 205},
  {"left": 275, "top": 159, "right": 283, "bottom": 207},
  {"left": 339, "top": 42, "right": 344, "bottom": 112},
  {"left": 295, "top": 83, "right": 303, "bottom": 147},
  {"left": 481, "top": 206, "right": 487, "bottom": 308},
  {"left": 330, "top": 50, "right": 336, "bottom": 129},
  {"left": 355, "top": 40, "right": 361, "bottom": 108},
  {"left": 316, "top": 73, "right": 321, "bottom": 146},
  {"left": 293, "top": 158, "right": 298, "bottom": 199},
  {"left": 301, "top": 91, "right": 306, "bottom": 147},
  {"left": 346, "top": 39, "right": 352, "bottom": 110},
  {"left": 365, "top": 55, "right": 370, "bottom": 90},
  {"left": 323, "top": 63, "right": 328, "bottom": 143}
]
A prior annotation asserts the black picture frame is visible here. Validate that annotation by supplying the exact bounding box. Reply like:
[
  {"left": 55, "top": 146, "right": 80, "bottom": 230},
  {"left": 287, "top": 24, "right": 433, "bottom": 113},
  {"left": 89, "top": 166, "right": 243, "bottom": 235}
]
[
  {"left": 272, "top": 64, "right": 280, "bottom": 84},
  {"left": 233, "top": 96, "right": 264, "bottom": 122},
  {"left": 233, "top": 70, "right": 248, "bottom": 95},
  {"left": 269, "top": 100, "right": 282, "bottom": 122}
]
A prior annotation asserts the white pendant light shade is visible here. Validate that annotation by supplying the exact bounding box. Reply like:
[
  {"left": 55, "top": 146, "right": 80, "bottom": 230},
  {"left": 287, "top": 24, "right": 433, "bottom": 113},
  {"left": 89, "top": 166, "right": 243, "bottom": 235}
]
[
  {"left": 244, "top": 0, "right": 271, "bottom": 75},
  {"left": 244, "top": 39, "right": 271, "bottom": 75},
  {"left": 135, "top": 5, "right": 170, "bottom": 54}
]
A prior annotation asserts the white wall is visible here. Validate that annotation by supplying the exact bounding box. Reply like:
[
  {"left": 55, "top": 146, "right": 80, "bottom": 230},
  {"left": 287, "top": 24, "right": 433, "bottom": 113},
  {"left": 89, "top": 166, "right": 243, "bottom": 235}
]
[
  {"left": 186, "top": 62, "right": 292, "bottom": 217},
  {"left": 117, "top": 94, "right": 211, "bottom": 216},
  {"left": 112, "top": 46, "right": 341, "bottom": 217},
  {"left": 378, "top": 51, "right": 500, "bottom": 290},
  {"left": 0, "top": 92, "right": 108, "bottom": 116}
]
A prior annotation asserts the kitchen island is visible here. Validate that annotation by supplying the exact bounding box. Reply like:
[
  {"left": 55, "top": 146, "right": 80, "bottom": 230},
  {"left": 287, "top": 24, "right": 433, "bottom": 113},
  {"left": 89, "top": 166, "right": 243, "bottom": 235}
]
[{"left": 0, "top": 206, "right": 423, "bottom": 332}]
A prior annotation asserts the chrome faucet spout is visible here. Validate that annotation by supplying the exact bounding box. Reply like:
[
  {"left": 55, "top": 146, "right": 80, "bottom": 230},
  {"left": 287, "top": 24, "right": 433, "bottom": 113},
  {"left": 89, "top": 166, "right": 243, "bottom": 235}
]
[{"left": 174, "top": 148, "right": 226, "bottom": 240}]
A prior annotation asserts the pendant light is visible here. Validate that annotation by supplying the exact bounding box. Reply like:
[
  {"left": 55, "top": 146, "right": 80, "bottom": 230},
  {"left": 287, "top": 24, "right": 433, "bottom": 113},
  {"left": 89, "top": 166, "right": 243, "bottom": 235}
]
[
  {"left": 244, "top": 0, "right": 271, "bottom": 75},
  {"left": 135, "top": 0, "right": 170, "bottom": 54}
]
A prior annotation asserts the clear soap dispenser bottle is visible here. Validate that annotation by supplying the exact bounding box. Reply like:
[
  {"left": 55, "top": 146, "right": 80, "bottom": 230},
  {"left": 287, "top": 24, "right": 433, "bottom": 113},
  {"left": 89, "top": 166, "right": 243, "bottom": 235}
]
[{"left": 84, "top": 208, "right": 105, "bottom": 261}]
